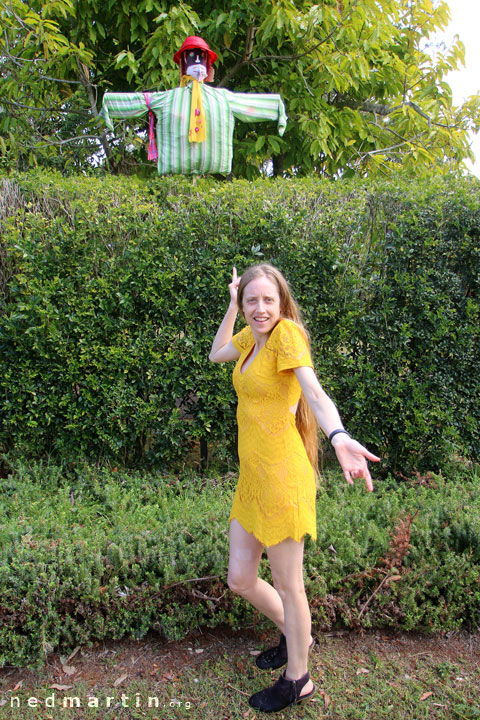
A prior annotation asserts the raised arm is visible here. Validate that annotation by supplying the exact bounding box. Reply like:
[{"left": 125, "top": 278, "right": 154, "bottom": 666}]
[
  {"left": 294, "top": 365, "right": 380, "bottom": 491},
  {"left": 209, "top": 268, "right": 242, "bottom": 363}
]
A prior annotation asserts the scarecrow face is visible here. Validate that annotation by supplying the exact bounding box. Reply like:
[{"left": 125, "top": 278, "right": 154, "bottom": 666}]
[
  {"left": 183, "top": 48, "right": 208, "bottom": 81},
  {"left": 176, "top": 38, "right": 216, "bottom": 83},
  {"left": 184, "top": 49, "right": 208, "bottom": 69}
]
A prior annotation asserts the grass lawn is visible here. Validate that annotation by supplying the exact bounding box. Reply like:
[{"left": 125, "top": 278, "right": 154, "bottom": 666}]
[{"left": 1, "top": 626, "right": 479, "bottom": 719}]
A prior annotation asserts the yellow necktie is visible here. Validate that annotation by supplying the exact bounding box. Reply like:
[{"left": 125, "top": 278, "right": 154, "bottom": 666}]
[{"left": 180, "top": 75, "right": 206, "bottom": 143}]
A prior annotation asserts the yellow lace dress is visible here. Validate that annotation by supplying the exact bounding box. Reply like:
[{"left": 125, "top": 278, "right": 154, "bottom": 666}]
[{"left": 230, "top": 318, "right": 317, "bottom": 547}]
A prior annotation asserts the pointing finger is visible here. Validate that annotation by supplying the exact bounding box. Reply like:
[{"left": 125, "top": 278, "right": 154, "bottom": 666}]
[{"left": 364, "top": 471, "right": 374, "bottom": 492}]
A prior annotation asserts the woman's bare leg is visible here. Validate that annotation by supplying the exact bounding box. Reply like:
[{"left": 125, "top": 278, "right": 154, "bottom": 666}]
[
  {"left": 227, "top": 519, "right": 285, "bottom": 632},
  {"left": 266, "top": 537, "right": 314, "bottom": 696}
]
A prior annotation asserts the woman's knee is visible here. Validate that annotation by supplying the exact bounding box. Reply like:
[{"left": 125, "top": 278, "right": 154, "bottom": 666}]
[
  {"left": 227, "top": 567, "right": 257, "bottom": 596},
  {"left": 228, "top": 521, "right": 263, "bottom": 595},
  {"left": 273, "top": 579, "right": 306, "bottom": 605}
]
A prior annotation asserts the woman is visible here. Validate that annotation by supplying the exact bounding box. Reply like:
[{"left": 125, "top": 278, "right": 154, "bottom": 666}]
[{"left": 209, "top": 264, "right": 379, "bottom": 713}]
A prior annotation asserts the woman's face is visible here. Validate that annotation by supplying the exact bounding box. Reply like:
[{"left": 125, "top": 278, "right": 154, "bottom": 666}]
[{"left": 242, "top": 275, "right": 281, "bottom": 338}]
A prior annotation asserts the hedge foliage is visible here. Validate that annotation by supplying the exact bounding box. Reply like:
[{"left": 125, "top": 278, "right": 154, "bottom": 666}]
[
  {"left": 0, "top": 461, "right": 479, "bottom": 667},
  {"left": 0, "top": 171, "right": 479, "bottom": 475}
]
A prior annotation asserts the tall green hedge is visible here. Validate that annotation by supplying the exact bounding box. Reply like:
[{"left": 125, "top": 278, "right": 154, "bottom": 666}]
[{"left": 0, "top": 171, "right": 479, "bottom": 475}]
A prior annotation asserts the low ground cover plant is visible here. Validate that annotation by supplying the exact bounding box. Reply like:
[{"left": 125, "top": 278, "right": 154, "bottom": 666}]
[{"left": 0, "top": 459, "right": 478, "bottom": 667}]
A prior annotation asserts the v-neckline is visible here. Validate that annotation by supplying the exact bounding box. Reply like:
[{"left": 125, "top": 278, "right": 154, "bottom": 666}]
[{"left": 240, "top": 342, "right": 263, "bottom": 375}]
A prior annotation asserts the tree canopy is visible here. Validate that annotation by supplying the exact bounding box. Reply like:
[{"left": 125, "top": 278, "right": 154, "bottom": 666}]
[{"left": 1, "top": 0, "right": 478, "bottom": 177}]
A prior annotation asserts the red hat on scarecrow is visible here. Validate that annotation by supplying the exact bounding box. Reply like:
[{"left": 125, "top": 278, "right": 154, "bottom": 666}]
[{"left": 174, "top": 36, "right": 217, "bottom": 83}]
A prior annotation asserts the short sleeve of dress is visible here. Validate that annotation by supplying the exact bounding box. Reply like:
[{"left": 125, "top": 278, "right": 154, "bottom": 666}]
[
  {"left": 232, "top": 325, "right": 254, "bottom": 353},
  {"left": 272, "top": 319, "right": 313, "bottom": 373}
]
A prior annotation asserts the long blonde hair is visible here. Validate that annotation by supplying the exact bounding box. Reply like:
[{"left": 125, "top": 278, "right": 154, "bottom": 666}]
[{"left": 237, "top": 264, "right": 319, "bottom": 475}]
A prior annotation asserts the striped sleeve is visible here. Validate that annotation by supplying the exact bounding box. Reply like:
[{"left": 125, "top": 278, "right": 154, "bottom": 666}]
[
  {"left": 225, "top": 91, "right": 287, "bottom": 136},
  {"left": 99, "top": 91, "right": 168, "bottom": 130}
]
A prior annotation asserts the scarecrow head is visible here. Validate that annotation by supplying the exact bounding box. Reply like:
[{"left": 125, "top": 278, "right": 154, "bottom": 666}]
[{"left": 173, "top": 36, "right": 218, "bottom": 83}]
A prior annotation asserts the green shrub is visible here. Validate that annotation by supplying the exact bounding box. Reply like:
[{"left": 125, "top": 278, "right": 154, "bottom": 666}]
[
  {"left": 0, "top": 172, "right": 479, "bottom": 475},
  {"left": 0, "top": 461, "right": 479, "bottom": 667}
]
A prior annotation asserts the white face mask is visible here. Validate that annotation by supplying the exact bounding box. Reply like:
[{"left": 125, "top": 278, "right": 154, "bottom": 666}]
[{"left": 186, "top": 64, "right": 207, "bottom": 81}]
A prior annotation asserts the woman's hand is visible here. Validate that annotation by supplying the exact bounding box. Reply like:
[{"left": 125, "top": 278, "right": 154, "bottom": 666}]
[
  {"left": 331, "top": 435, "right": 380, "bottom": 492},
  {"left": 208, "top": 267, "right": 242, "bottom": 363},
  {"left": 228, "top": 266, "right": 241, "bottom": 309}
]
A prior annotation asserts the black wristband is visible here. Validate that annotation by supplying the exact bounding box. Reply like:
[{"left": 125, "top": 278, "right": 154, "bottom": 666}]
[{"left": 328, "top": 429, "right": 350, "bottom": 444}]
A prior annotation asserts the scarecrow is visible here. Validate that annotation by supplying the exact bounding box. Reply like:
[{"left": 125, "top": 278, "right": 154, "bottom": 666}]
[{"left": 100, "top": 36, "right": 287, "bottom": 175}]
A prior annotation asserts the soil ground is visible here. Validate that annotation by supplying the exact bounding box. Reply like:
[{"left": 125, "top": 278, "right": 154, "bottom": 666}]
[
  {"left": 1, "top": 626, "right": 479, "bottom": 688},
  {"left": 1, "top": 626, "right": 479, "bottom": 719}
]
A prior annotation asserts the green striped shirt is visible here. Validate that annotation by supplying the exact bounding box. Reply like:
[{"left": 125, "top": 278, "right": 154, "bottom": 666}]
[{"left": 100, "top": 85, "right": 287, "bottom": 175}]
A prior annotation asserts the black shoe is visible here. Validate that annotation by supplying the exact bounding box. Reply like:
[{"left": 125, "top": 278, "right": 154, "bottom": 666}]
[
  {"left": 255, "top": 634, "right": 315, "bottom": 670},
  {"left": 248, "top": 670, "right": 315, "bottom": 713},
  {"left": 255, "top": 633, "right": 288, "bottom": 670}
]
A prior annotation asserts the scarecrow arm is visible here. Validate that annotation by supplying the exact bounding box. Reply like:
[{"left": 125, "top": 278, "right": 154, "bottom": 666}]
[
  {"left": 99, "top": 91, "right": 166, "bottom": 130},
  {"left": 226, "top": 91, "right": 287, "bottom": 136}
]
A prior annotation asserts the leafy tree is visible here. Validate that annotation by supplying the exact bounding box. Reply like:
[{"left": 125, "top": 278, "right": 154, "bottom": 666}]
[{"left": 1, "top": 0, "right": 478, "bottom": 177}]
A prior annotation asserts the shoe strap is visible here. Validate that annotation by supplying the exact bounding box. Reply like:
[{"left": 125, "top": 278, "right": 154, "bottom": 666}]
[{"left": 290, "top": 671, "right": 310, "bottom": 700}]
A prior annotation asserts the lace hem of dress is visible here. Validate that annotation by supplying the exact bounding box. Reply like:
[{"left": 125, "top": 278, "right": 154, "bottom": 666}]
[{"left": 228, "top": 514, "right": 317, "bottom": 547}]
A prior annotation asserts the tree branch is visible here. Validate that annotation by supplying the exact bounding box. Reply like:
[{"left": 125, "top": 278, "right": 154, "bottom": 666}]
[
  {"left": 330, "top": 94, "right": 460, "bottom": 130},
  {"left": 28, "top": 135, "right": 105, "bottom": 148},
  {"left": 1, "top": 40, "right": 85, "bottom": 84},
  {"left": 368, "top": 121, "right": 425, "bottom": 148},
  {"left": 2, "top": 22, "right": 87, "bottom": 85},
  {"left": 217, "top": 8, "right": 353, "bottom": 88},
  {"left": 75, "top": 56, "right": 114, "bottom": 160},
  {"left": 299, "top": 68, "right": 315, "bottom": 98},
  {"left": 0, "top": 97, "right": 91, "bottom": 117}
]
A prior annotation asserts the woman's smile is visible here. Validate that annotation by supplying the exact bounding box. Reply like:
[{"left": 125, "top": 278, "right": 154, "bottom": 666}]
[{"left": 242, "top": 276, "right": 281, "bottom": 339}]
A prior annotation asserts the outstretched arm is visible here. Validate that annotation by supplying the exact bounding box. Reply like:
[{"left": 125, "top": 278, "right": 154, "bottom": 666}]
[
  {"left": 209, "top": 268, "right": 242, "bottom": 363},
  {"left": 99, "top": 91, "right": 167, "bottom": 130},
  {"left": 294, "top": 365, "right": 380, "bottom": 491},
  {"left": 226, "top": 91, "right": 287, "bottom": 136},
  {"left": 100, "top": 92, "right": 149, "bottom": 130}
]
